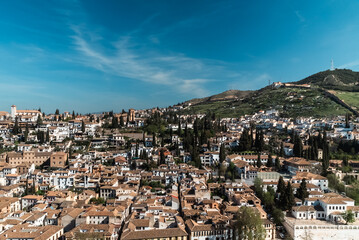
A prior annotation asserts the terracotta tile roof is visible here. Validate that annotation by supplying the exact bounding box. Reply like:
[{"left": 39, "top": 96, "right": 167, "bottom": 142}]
[{"left": 121, "top": 227, "right": 187, "bottom": 240}]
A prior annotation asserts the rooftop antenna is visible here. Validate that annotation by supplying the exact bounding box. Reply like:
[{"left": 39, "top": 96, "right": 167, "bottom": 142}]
[
  {"left": 268, "top": 79, "right": 271, "bottom": 86},
  {"left": 330, "top": 59, "right": 335, "bottom": 71}
]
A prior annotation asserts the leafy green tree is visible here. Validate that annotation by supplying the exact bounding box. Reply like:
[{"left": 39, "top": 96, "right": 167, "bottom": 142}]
[
  {"left": 55, "top": 109, "right": 60, "bottom": 115},
  {"left": 89, "top": 197, "right": 105, "bottom": 205},
  {"left": 272, "top": 207, "right": 284, "bottom": 225},
  {"left": 235, "top": 206, "right": 265, "bottom": 240},
  {"left": 342, "top": 210, "right": 355, "bottom": 224},
  {"left": 254, "top": 177, "right": 264, "bottom": 199}
]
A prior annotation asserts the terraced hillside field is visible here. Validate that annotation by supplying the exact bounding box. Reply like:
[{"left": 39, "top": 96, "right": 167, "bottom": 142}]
[{"left": 332, "top": 91, "right": 359, "bottom": 111}]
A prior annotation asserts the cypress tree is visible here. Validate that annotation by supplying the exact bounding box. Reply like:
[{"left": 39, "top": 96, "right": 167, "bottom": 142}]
[
  {"left": 120, "top": 116, "right": 124, "bottom": 127},
  {"left": 24, "top": 124, "right": 29, "bottom": 142},
  {"left": 112, "top": 116, "right": 119, "bottom": 128},
  {"left": 177, "top": 120, "right": 181, "bottom": 136},
  {"left": 275, "top": 157, "right": 281, "bottom": 171},
  {"left": 256, "top": 153, "right": 262, "bottom": 168},
  {"left": 31, "top": 179, "right": 36, "bottom": 194},
  {"left": 13, "top": 117, "right": 19, "bottom": 135},
  {"left": 219, "top": 144, "right": 226, "bottom": 163},
  {"left": 285, "top": 182, "right": 295, "bottom": 210},
  {"left": 126, "top": 113, "right": 130, "bottom": 126},
  {"left": 345, "top": 113, "right": 350, "bottom": 128},
  {"left": 259, "top": 130, "right": 265, "bottom": 152},
  {"left": 152, "top": 133, "right": 156, "bottom": 147},
  {"left": 81, "top": 120, "right": 86, "bottom": 133},
  {"left": 37, "top": 131, "right": 44, "bottom": 144},
  {"left": 280, "top": 142, "right": 284, "bottom": 157},
  {"left": 254, "top": 129, "right": 260, "bottom": 150},
  {"left": 46, "top": 129, "right": 50, "bottom": 142},
  {"left": 293, "top": 133, "right": 303, "bottom": 157},
  {"left": 69, "top": 146, "right": 73, "bottom": 159},
  {"left": 37, "top": 115, "right": 43, "bottom": 126},
  {"left": 276, "top": 176, "right": 285, "bottom": 195},
  {"left": 296, "top": 178, "right": 309, "bottom": 203},
  {"left": 160, "top": 149, "right": 165, "bottom": 165},
  {"left": 135, "top": 143, "right": 139, "bottom": 158},
  {"left": 266, "top": 154, "right": 273, "bottom": 167},
  {"left": 240, "top": 128, "right": 251, "bottom": 151},
  {"left": 343, "top": 155, "right": 349, "bottom": 167}
]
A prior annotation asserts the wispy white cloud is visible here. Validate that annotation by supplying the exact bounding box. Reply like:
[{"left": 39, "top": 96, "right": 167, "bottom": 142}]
[
  {"left": 339, "top": 60, "right": 359, "bottom": 69},
  {"left": 295, "top": 11, "right": 305, "bottom": 23},
  {"left": 227, "top": 73, "right": 271, "bottom": 90},
  {"left": 68, "top": 26, "right": 245, "bottom": 97}
]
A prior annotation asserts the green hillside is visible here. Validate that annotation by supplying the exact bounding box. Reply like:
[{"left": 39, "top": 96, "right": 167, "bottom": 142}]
[
  {"left": 332, "top": 91, "right": 359, "bottom": 111},
  {"left": 296, "top": 69, "right": 359, "bottom": 91},
  {"left": 185, "top": 89, "right": 253, "bottom": 105},
  {"left": 180, "top": 87, "right": 349, "bottom": 118},
  {"left": 176, "top": 69, "right": 359, "bottom": 118}
]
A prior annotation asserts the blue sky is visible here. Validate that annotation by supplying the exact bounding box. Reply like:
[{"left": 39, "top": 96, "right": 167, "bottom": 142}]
[{"left": 1, "top": 0, "right": 359, "bottom": 113}]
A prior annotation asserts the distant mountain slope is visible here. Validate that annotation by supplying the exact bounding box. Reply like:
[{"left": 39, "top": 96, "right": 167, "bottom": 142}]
[
  {"left": 179, "top": 87, "right": 348, "bottom": 118},
  {"left": 185, "top": 90, "right": 253, "bottom": 105},
  {"left": 176, "top": 69, "right": 359, "bottom": 118},
  {"left": 296, "top": 69, "right": 359, "bottom": 91}
]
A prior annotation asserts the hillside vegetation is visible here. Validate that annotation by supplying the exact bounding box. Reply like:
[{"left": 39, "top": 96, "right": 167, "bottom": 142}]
[
  {"left": 185, "top": 90, "right": 253, "bottom": 105},
  {"left": 180, "top": 87, "right": 349, "bottom": 118},
  {"left": 296, "top": 69, "right": 359, "bottom": 91},
  {"left": 332, "top": 91, "right": 359, "bottom": 111},
  {"left": 177, "top": 69, "right": 359, "bottom": 118}
]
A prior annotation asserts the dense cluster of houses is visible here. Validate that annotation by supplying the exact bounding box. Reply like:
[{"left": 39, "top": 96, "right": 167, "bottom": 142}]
[{"left": 0, "top": 105, "right": 357, "bottom": 239}]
